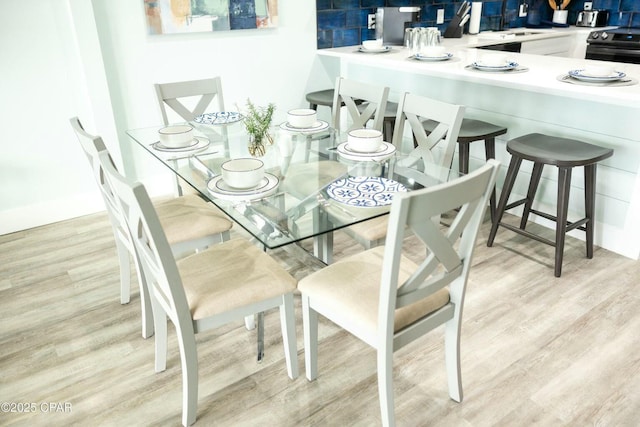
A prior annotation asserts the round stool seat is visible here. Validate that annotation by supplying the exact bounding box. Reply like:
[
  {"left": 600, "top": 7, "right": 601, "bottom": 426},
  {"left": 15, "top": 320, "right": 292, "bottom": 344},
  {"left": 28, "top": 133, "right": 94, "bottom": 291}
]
[
  {"left": 422, "top": 118, "right": 507, "bottom": 143},
  {"left": 507, "top": 133, "right": 614, "bottom": 167},
  {"left": 306, "top": 89, "right": 336, "bottom": 108}
]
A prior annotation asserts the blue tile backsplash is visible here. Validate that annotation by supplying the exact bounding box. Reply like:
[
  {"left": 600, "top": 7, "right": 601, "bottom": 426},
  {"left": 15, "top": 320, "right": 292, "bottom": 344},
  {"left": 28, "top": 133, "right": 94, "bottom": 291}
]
[{"left": 316, "top": 0, "right": 639, "bottom": 49}]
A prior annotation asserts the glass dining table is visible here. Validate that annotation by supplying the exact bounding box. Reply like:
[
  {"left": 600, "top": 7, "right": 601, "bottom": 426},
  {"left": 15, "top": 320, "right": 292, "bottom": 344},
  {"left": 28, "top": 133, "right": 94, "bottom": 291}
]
[{"left": 126, "top": 118, "right": 459, "bottom": 265}]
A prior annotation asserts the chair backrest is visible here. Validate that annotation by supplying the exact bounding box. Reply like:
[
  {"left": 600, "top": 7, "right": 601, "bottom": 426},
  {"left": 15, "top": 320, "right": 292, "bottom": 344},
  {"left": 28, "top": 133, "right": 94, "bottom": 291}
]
[
  {"left": 391, "top": 92, "right": 465, "bottom": 170},
  {"left": 379, "top": 159, "right": 500, "bottom": 349},
  {"left": 155, "top": 77, "right": 225, "bottom": 125},
  {"left": 96, "top": 150, "right": 192, "bottom": 331},
  {"left": 331, "top": 77, "right": 389, "bottom": 134},
  {"left": 69, "top": 117, "right": 129, "bottom": 243}
]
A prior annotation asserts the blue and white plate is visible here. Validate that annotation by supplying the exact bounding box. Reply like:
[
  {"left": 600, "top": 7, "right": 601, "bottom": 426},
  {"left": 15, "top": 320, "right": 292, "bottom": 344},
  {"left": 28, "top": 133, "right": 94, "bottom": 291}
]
[
  {"left": 414, "top": 52, "right": 453, "bottom": 61},
  {"left": 471, "top": 61, "right": 518, "bottom": 71},
  {"left": 194, "top": 111, "right": 244, "bottom": 125},
  {"left": 326, "top": 176, "right": 407, "bottom": 208},
  {"left": 568, "top": 69, "right": 626, "bottom": 82}
]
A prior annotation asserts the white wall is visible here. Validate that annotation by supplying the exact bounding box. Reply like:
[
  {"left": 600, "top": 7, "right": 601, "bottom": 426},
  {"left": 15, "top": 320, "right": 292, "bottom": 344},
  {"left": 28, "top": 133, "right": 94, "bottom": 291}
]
[{"left": 0, "top": 0, "right": 321, "bottom": 235}]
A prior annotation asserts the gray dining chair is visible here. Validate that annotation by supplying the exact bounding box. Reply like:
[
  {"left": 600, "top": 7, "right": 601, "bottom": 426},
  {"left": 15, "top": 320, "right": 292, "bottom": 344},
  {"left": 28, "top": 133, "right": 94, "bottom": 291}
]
[
  {"left": 97, "top": 149, "right": 298, "bottom": 427},
  {"left": 299, "top": 159, "right": 500, "bottom": 427},
  {"left": 341, "top": 91, "right": 465, "bottom": 250},
  {"left": 70, "top": 117, "right": 232, "bottom": 339}
]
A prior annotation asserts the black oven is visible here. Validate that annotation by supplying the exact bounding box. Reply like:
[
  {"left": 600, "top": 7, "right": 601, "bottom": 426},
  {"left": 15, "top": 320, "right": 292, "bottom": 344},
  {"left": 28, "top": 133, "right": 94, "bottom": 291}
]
[{"left": 586, "top": 27, "right": 640, "bottom": 64}]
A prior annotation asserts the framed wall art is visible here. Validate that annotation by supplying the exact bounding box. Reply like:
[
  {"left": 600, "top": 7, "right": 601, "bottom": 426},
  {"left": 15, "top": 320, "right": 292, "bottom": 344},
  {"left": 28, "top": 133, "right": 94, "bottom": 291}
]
[{"left": 144, "top": 0, "right": 278, "bottom": 34}]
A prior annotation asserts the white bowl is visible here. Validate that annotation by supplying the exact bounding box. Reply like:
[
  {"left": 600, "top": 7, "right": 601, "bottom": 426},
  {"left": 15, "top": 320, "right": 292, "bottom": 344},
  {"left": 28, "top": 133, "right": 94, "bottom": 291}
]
[
  {"left": 221, "top": 158, "right": 265, "bottom": 189},
  {"left": 420, "top": 45, "right": 446, "bottom": 57},
  {"left": 583, "top": 65, "right": 615, "bottom": 77},
  {"left": 362, "top": 39, "right": 383, "bottom": 50},
  {"left": 347, "top": 128, "right": 384, "bottom": 153},
  {"left": 478, "top": 53, "right": 508, "bottom": 67},
  {"left": 158, "top": 125, "right": 194, "bottom": 148},
  {"left": 287, "top": 109, "right": 317, "bottom": 128}
]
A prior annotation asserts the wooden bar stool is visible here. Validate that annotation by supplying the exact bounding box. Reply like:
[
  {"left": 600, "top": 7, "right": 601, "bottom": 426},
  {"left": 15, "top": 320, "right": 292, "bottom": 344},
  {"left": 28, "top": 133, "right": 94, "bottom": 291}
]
[
  {"left": 306, "top": 89, "right": 397, "bottom": 142},
  {"left": 487, "top": 133, "right": 614, "bottom": 277},
  {"left": 423, "top": 118, "right": 507, "bottom": 222}
]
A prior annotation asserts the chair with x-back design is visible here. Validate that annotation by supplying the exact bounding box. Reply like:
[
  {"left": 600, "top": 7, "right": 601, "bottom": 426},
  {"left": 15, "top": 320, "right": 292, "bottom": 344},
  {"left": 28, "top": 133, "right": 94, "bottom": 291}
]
[{"left": 299, "top": 159, "right": 500, "bottom": 426}]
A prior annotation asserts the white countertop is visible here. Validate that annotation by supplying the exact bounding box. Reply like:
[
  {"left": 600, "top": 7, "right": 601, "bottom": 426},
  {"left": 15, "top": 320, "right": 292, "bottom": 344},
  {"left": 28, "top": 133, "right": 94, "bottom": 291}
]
[{"left": 317, "top": 28, "right": 639, "bottom": 108}]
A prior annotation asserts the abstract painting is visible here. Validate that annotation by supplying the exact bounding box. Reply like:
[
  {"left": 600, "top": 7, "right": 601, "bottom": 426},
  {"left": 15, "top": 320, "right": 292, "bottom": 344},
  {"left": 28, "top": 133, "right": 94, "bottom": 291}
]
[{"left": 144, "top": 0, "right": 278, "bottom": 34}]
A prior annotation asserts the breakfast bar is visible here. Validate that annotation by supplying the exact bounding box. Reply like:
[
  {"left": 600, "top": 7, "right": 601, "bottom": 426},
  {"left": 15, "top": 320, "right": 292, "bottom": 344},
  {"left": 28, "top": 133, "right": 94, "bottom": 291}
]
[{"left": 314, "top": 34, "right": 640, "bottom": 259}]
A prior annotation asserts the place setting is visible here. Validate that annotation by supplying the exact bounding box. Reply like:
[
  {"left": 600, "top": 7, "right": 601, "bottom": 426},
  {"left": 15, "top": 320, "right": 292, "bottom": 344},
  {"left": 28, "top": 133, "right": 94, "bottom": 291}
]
[
  {"left": 151, "top": 124, "right": 213, "bottom": 158},
  {"left": 207, "top": 157, "right": 280, "bottom": 201},
  {"left": 336, "top": 128, "right": 397, "bottom": 162},
  {"left": 279, "top": 108, "right": 330, "bottom": 134},
  {"left": 557, "top": 65, "right": 636, "bottom": 87},
  {"left": 411, "top": 45, "right": 455, "bottom": 62},
  {"left": 357, "top": 39, "right": 392, "bottom": 54},
  {"left": 465, "top": 53, "right": 529, "bottom": 73}
]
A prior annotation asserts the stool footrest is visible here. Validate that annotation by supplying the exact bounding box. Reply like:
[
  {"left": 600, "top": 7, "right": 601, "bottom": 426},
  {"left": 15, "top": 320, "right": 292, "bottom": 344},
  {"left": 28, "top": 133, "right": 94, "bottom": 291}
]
[
  {"left": 528, "top": 208, "right": 588, "bottom": 233},
  {"left": 499, "top": 222, "right": 556, "bottom": 247}
]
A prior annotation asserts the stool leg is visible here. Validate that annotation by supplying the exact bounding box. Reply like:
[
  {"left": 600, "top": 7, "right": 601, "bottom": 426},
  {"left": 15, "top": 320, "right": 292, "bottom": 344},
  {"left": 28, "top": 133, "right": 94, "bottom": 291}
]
[
  {"left": 384, "top": 119, "right": 395, "bottom": 144},
  {"left": 484, "top": 138, "right": 497, "bottom": 223},
  {"left": 458, "top": 142, "right": 470, "bottom": 174},
  {"left": 520, "top": 162, "right": 544, "bottom": 230},
  {"left": 584, "top": 164, "right": 597, "bottom": 259},
  {"left": 555, "top": 167, "right": 572, "bottom": 277},
  {"left": 488, "top": 155, "right": 522, "bottom": 247},
  {"left": 309, "top": 103, "right": 318, "bottom": 110}
]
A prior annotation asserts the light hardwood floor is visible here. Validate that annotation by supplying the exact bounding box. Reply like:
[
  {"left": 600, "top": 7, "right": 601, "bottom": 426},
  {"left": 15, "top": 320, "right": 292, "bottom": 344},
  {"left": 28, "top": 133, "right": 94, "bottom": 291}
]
[{"left": 1, "top": 211, "right": 639, "bottom": 426}]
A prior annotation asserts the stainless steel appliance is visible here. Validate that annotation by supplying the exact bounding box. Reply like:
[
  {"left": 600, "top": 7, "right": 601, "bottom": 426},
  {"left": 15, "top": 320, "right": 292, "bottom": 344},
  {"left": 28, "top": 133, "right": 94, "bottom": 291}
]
[
  {"left": 576, "top": 10, "right": 609, "bottom": 27},
  {"left": 586, "top": 27, "right": 640, "bottom": 64},
  {"left": 374, "top": 7, "right": 420, "bottom": 46}
]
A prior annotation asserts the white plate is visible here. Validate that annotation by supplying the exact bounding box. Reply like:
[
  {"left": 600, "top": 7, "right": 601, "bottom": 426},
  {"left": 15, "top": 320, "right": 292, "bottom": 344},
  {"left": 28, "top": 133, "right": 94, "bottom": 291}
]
[
  {"left": 327, "top": 176, "right": 407, "bottom": 208},
  {"left": 337, "top": 141, "right": 396, "bottom": 161},
  {"left": 568, "top": 69, "right": 626, "bottom": 82},
  {"left": 279, "top": 120, "right": 329, "bottom": 133},
  {"left": 471, "top": 61, "right": 519, "bottom": 71},
  {"left": 358, "top": 46, "right": 391, "bottom": 53},
  {"left": 152, "top": 136, "right": 210, "bottom": 152},
  {"left": 207, "top": 172, "right": 279, "bottom": 201},
  {"left": 414, "top": 52, "right": 453, "bottom": 61},
  {"left": 193, "top": 111, "right": 244, "bottom": 125}
]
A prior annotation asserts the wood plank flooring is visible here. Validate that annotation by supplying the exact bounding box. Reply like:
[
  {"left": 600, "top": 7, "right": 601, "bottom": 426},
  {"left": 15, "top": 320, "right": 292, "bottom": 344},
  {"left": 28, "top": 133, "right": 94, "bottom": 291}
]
[{"left": 1, "top": 211, "right": 639, "bottom": 426}]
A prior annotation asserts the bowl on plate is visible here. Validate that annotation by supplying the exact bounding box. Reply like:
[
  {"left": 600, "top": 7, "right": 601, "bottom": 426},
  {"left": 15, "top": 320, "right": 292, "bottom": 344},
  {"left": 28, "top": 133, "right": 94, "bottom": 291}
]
[
  {"left": 221, "top": 158, "right": 265, "bottom": 189},
  {"left": 582, "top": 65, "right": 615, "bottom": 77},
  {"left": 158, "top": 125, "right": 194, "bottom": 148},
  {"left": 347, "top": 128, "right": 383, "bottom": 153},
  {"left": 287, "top": 109, "right": 317, "bottom": 128},
  {"left": 477, "top": 53, "right": 508, "bottom": 67},
  {"left": 362, "top": 39, "right": 383, "bottom": 50},
  {"left": 420, "top": 45, "right": 446, "bottom": 57}
]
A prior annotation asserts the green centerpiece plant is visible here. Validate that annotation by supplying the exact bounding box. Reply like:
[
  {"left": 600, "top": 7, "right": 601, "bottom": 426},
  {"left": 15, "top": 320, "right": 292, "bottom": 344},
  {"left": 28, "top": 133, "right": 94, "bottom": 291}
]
[{"left": 243, "top": 99, "right": 275, "bottom": 157}]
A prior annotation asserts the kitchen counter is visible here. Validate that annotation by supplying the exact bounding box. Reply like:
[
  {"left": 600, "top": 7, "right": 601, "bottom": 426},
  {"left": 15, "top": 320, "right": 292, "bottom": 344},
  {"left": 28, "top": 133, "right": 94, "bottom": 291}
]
[{"left": 314, "top": 32, "right": 640, "bottom": 259}]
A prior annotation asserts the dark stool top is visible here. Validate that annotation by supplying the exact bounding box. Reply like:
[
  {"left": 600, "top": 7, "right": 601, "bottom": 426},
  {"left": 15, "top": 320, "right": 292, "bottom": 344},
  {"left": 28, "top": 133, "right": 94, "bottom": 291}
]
[
  {"left": 507, "top": 133, "right": 614, "bottom": 167},
  {"left": 422, "top": 118, "right": 507, "bottom": 143},
  {"left": 305, "top": 89, "right": 335, "bottom": 107}
]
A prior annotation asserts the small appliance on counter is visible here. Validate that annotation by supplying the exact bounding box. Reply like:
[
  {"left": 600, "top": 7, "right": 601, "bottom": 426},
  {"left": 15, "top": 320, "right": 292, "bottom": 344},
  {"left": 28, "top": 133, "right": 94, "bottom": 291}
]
[
  {"left": 576, "top": 9, "right": 610, "bottom": 27},
  {"left": 375, "top": 7, "right": 420, "bottom": 45}
]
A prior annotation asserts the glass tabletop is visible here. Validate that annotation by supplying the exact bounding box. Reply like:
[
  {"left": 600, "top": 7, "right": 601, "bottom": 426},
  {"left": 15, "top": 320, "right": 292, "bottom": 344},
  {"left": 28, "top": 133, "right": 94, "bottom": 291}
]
[{"left": 126, "top": 120, "right": 460, "bottom": 256}]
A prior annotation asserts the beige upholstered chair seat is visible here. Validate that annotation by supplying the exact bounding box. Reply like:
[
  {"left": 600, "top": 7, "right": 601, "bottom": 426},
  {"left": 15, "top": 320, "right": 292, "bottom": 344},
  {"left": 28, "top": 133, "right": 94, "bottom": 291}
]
[
  {"left": 156, "top": 194, "right": 231, "bottom": 246},
  {"left": 299, "top": 246, "right": 450, "bottom": 338},
  {"left": 178, "top": 239, "right": 297, "bottom": 320},
  {"left": 282, "top": 160, "right": 348, "bottom": 200},
  {"left": 344, "top": 216, "right": 388, "bottom": 243}
]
